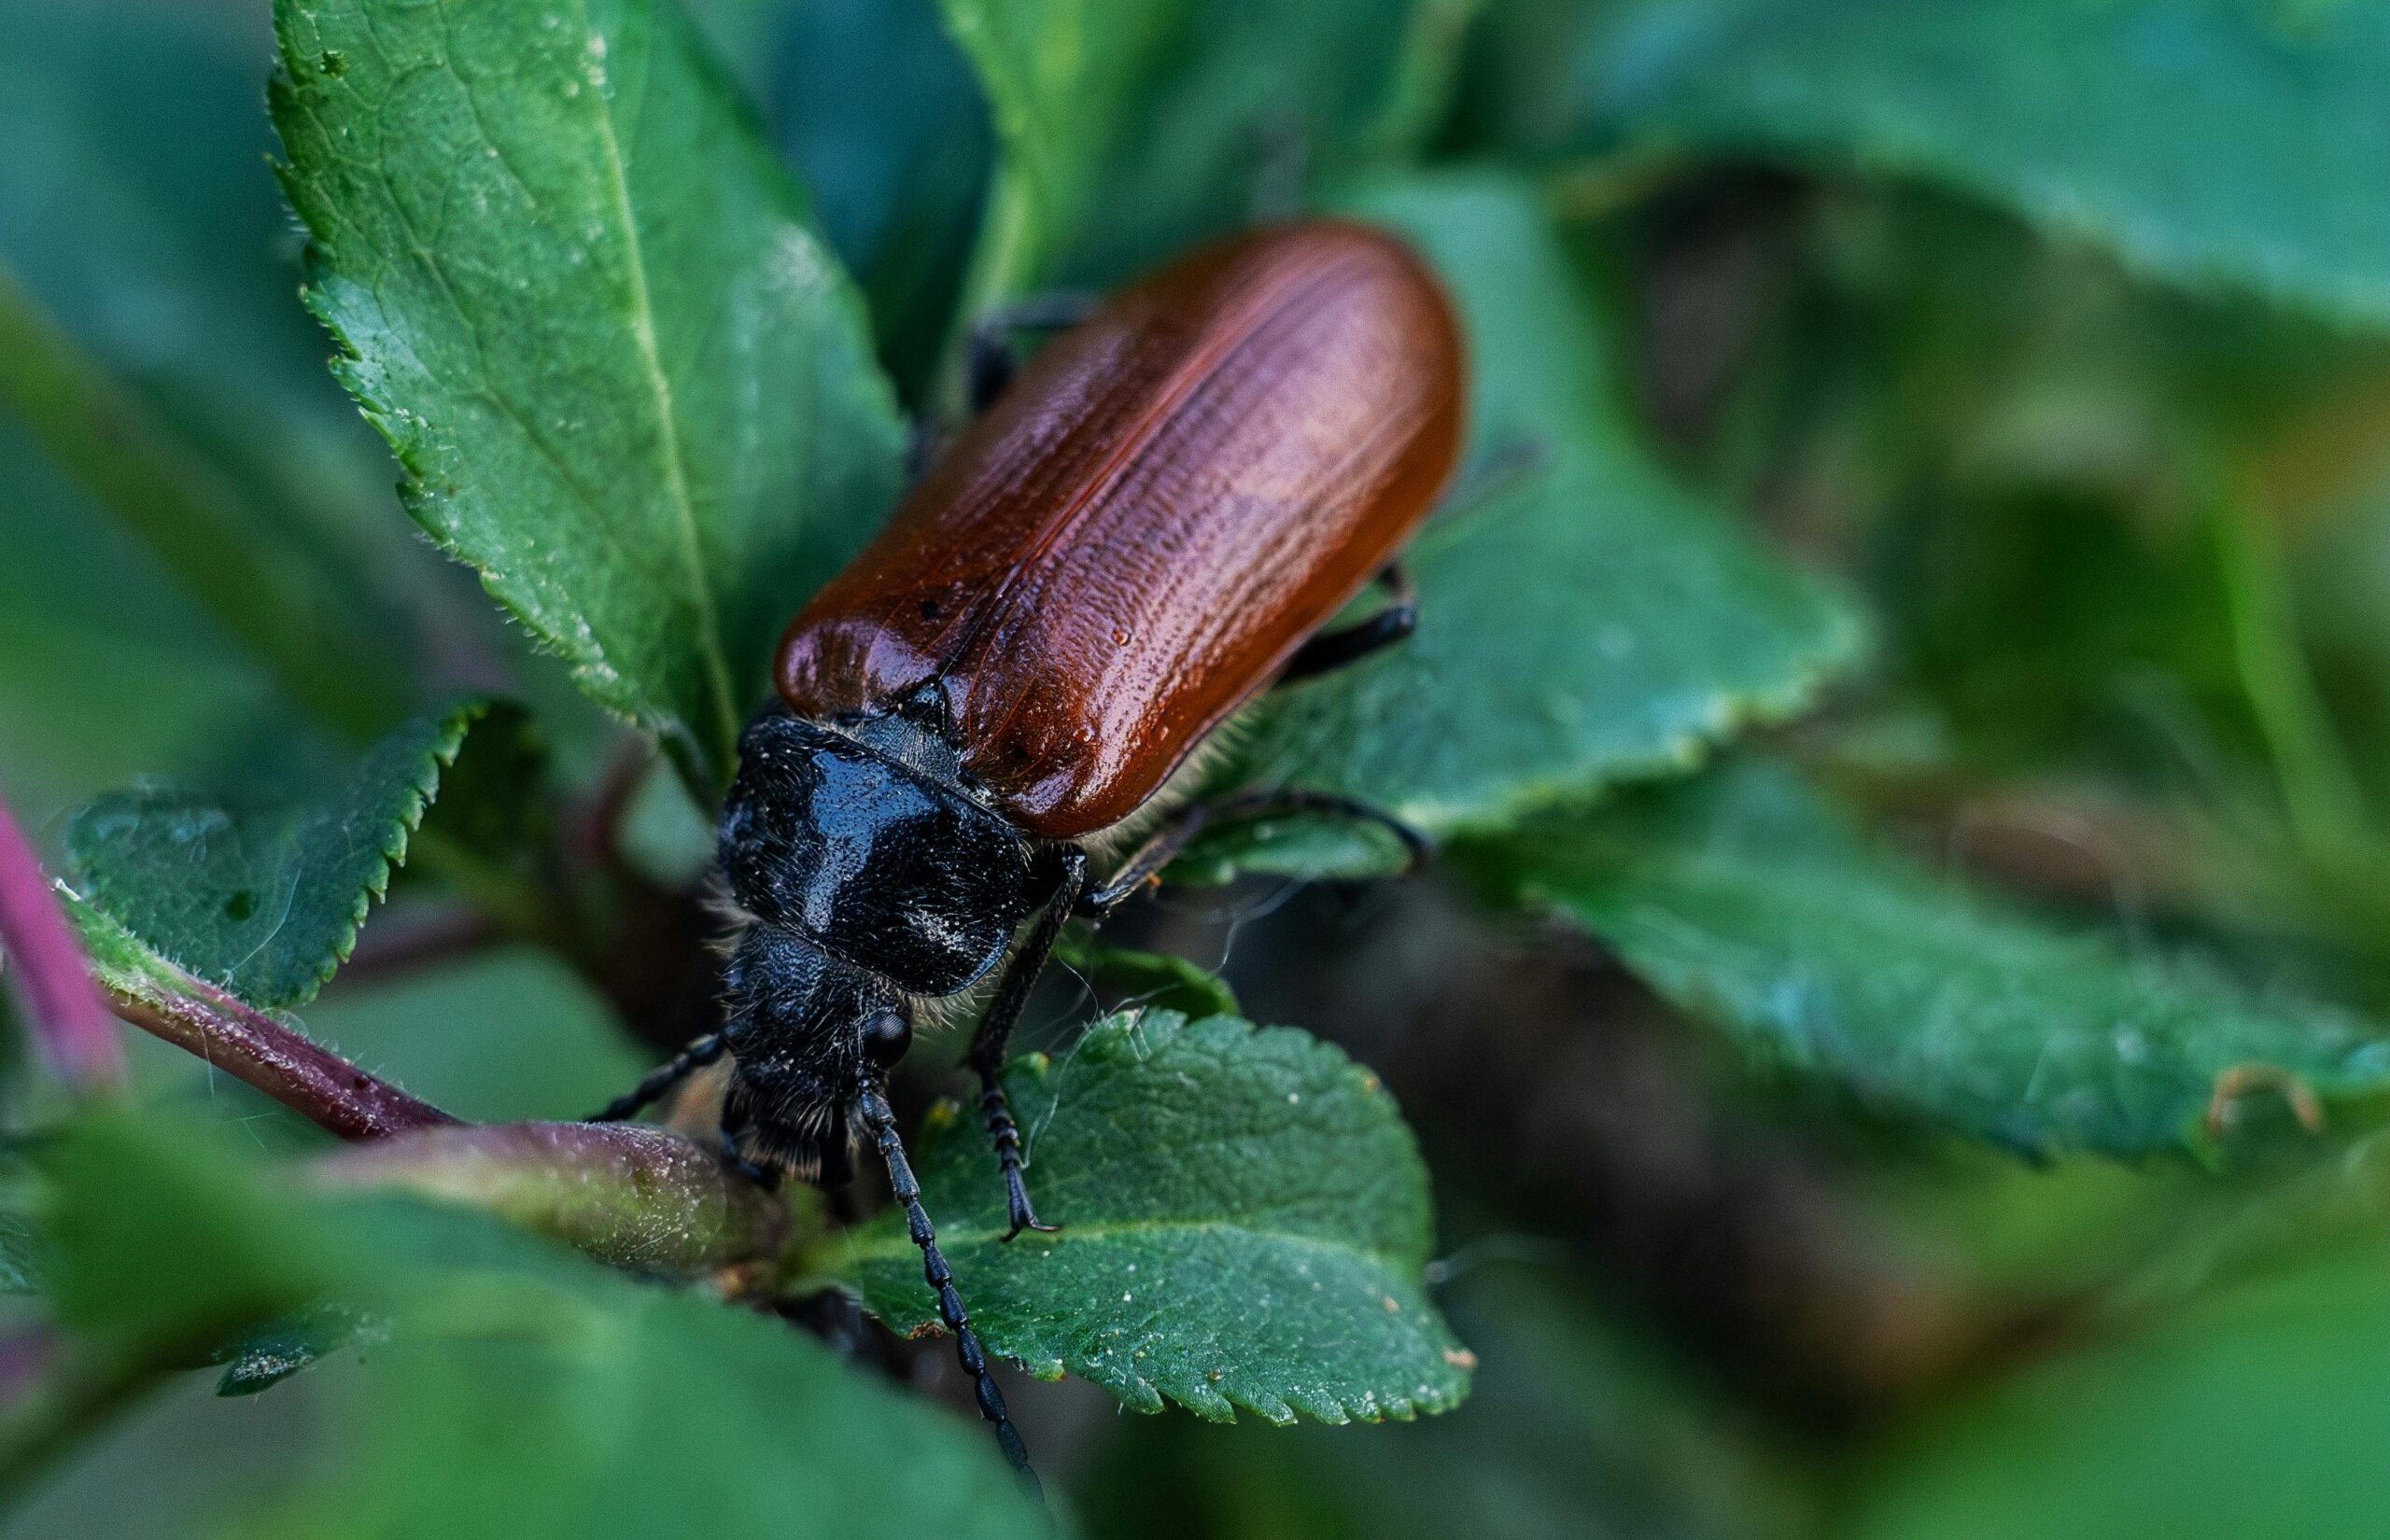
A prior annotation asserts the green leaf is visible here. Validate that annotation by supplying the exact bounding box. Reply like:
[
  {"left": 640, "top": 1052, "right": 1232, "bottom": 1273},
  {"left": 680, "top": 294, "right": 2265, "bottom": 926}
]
[
  {"left": 0, "top": 1209, "right": 41, "bottom": 1295},
  {"left": 823, "top": 1010, "right": 1470, "bottom": 1423},
  {"left": 63, "top": 702, "right": 501, "bottom": 1010},
  {"left": 1472, "top": 758, "right": 2390, "bottom": 1159},
  {"left": 938, "top": 0, "right": 1476, "bottom": 300},
  {"left": 269, "top": 0, "right": 907, "bottom": 787},
  {"left": 1210, "top": 173, "right": 1862, "bottom": 874},
  {"left": 213, "top": 1302, "right": 386, "bottom": 1398},
  {"left": 34, "top": 1114, "right": 1047, "bottom": 1540},
  {"left": 1051, "top": 931, "right": 1239, "bottom": 1018},
  {"left": 1520, "top": 0, "right": 2390, "bottom": 328},
  {"left": 1849, "top": 1234, "right": 2390, "bottom": 1540}
]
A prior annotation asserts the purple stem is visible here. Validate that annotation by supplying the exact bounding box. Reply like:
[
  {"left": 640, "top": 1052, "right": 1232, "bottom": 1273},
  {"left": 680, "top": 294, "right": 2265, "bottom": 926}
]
[
  {"left": 111, "top": 981, "right": 453, "bottom": 1141},
  {"left": 0, "top": 800, "right": 122, "bottom": 1090}
]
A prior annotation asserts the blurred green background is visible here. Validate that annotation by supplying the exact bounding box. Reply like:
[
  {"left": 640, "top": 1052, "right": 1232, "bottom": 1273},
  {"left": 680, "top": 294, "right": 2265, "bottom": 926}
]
[{"left": 14, "top": 0, "right": 2390, "bottom": 1536}]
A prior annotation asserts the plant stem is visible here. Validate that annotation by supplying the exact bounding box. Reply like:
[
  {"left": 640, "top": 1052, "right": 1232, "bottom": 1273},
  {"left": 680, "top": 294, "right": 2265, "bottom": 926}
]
[
  {"left": 0, "top": 802, "right": 122, "bottom": 1091},
  {"left": 2212, "top": 498, "right": 2368, "bottom": 856},
  {"left": 311, "top": 1122, "right": 788, "bottom": 1273},
  {"left": 107, "top": 983, "right": 452, "bottom": 1141}
]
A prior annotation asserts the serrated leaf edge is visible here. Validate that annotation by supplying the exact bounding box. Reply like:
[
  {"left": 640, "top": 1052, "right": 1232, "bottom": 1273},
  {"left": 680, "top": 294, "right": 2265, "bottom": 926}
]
[
  {"left": 836, "top": 1011, "right": 1472, "bottom": 1425},
  {"left": 61, "top": 700, "right": 486, "bottom": 1012}
]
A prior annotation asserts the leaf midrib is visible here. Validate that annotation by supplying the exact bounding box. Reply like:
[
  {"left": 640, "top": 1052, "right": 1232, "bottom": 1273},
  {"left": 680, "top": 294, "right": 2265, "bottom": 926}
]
[
  {"left": 836, "top": 1212, "right": 1423, "bottom": 1277},
  {"left": 572, "top": 0, "right": 739, "bottom": 770}
]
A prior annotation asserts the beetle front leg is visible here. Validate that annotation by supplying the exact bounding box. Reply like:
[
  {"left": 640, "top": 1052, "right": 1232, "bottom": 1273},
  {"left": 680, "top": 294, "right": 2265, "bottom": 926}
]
[
  {"left": 966, "top": 847, "right": 1090, "bottom": 1239},
  {"left": 587, "top": 1028, "right": 728, "bottom": 1123}
]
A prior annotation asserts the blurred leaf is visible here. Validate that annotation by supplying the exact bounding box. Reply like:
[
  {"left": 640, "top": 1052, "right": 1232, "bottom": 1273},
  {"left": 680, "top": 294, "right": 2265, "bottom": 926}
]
[
  {"left": 825, "top": 1010, "right": 1470, "bottom": 1422},
  {"left": 270, "top": 0, "right": 907, "bottom": 789},
  {"left": 0, "top": 434, "right": 283, "bottom": 825},
  {"left": 0, "top": 1211, "right": 39, "bottom": 1296},
  {"left": 1081, "top": 1267, "right": 1815, "bottom": 1540},
  {"left": 0, "top": 2, "right": 443, "bottom": 741},
  {"left": 63, "top": 703, "right": 509, "bottom": 1011},
  {"left": 0, "top": 270, "right": 408, "bottom": 741},
  {"left": 1212, "top": 174, "right": 1862, "bottom": 874},
  {"left": 33, "top": 1114, "right": 1047, "bottom": 1540},
  {"left": 1474, "top": 757, "right": 2390, "bottom": 1159},
  {"left": 770, "top": 0, "right": 994, "bottom": 401},
  {"left": 306, "top": 949, "right": 646, "bottom": 1127},
  {"left": 38, "top": 1114, "right": 339, "bottom": 1350},
  {"left": 1051, "top": 931, "right": 1239, "bottom": 1017},
  {"left": 1512, "top": 0, "right": 2390, "bottom": 328},
  {"left": 1849, "top": 1235, "right": 2390, "bottom": 1540},
  {"left": 938, "top": 0, "right": 1477, "bottom": 302}
]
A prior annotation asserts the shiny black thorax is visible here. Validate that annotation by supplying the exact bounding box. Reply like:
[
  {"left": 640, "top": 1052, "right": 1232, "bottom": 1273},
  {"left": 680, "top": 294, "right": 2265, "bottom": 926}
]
[{"left": 713, "top": 702, "right": 1048, "bottom": 1177}]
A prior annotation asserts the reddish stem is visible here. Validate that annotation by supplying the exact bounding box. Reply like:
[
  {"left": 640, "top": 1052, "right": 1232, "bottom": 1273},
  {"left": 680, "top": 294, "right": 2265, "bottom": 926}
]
[
  {"left": 111, "top": 981, "right": 452, "bottom": 1141},
  {"left": 0, "top": 801, "right": 122, "bottom": 1090}
]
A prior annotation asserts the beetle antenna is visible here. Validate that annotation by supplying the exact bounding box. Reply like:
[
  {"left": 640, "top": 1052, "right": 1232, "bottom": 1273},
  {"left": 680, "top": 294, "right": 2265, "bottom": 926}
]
[{"left": 854, "top": 1082, "right": 1042, "bottom": 1497}]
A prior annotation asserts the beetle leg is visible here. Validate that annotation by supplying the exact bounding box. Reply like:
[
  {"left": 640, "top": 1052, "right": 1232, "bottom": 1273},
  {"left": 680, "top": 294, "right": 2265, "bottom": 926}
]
[
  {"left": 967, "top": 847, "right": 1090, "bottom": 1239},
  {"left": 1077, "top": 802, "right": 1216, "bottom": 918},
  {"left": 855, "top": 1081, "right": 1044, "bottom": 1494},
  {"left": 587, "top": 1029, "right": 729, "bottom": 1123},
  {"left": 1277, "top": 563, "right": 1417, "bottom": 682},
  {"left": 967, "top": 291, "right": 1100, "bottom": 413},
  {"left": 1079, "top": 785, "right": 1429, "bottom": 915}
]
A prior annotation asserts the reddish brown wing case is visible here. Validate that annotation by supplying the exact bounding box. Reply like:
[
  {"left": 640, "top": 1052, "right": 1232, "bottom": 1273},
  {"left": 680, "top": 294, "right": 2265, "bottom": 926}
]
[{"left": 776, "top": 220, "right": 1464, "bottom": 839}]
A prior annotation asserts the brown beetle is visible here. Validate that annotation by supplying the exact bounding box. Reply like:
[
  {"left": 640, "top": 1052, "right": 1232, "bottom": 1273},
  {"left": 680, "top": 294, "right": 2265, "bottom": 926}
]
[{"left": 597, "top": 219, "right": 1463, "bottom": 1477}]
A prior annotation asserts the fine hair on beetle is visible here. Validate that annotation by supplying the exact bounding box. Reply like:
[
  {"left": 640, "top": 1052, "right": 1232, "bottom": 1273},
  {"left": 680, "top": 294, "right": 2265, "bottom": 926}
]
[{"left": 592, "top": 217, "right": 1466, "bottom": 1490}]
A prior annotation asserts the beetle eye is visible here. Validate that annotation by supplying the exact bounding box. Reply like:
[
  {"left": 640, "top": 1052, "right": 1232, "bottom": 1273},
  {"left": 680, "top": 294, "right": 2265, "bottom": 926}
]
[{"left": 860, "top": 1010, "right": 912, "bottom": 1068}]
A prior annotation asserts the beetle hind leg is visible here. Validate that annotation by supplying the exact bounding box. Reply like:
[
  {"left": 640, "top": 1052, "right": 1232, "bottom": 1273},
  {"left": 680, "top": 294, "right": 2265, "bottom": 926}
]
[{"left": 1277, "top": 563, "right": 1416, "bottom": 682}]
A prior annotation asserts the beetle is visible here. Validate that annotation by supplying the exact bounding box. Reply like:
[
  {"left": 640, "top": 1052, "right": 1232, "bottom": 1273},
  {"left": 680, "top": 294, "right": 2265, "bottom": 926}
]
[{"left": 594, "top": 218, "right": 1464, "bottom": 1479}]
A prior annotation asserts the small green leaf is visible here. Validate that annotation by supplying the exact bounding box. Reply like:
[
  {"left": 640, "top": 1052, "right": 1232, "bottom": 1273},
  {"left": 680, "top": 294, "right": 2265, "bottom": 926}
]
[
  {"left": 938, "top": 0, "right": 1475, "bottom": 298},
  {"left": 1472, "top": 758, "right": 2390, "bottom": 1159},
  {"left": 35, "top": 1114, "right": 1047, "bottom": 1540},
  {"left": 63, "top": 702, "right": 501, "bottom": 1010},
  {"left": 270, "top": 0, "right": 907, "bottom": 787},
  {"left": 825, "top": 1010, "right": 1470, "bottom": 1423},
  {"left": 1211, "top": 174, "right": 1862, "bottom": 875},
  {"left": 1520, "top": 0, "right": 2390, "bottom": 328},
  {"left": 1051, "top": 931, "right": 1239, "bottom": 1018}
]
